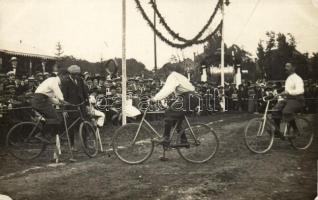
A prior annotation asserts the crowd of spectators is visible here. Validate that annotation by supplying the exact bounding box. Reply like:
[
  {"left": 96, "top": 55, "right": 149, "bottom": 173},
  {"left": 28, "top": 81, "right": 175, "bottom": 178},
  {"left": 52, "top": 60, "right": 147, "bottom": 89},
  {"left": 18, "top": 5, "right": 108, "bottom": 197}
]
[{"left": 1, "top": 69, "right": 318, "bottom": 128}]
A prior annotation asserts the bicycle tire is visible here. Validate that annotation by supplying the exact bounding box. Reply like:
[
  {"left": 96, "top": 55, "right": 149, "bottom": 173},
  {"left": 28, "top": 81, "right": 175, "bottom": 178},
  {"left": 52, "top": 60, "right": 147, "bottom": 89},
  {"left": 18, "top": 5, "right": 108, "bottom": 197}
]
[
  {"left": 289, "top": 116, "right": 314, "bottom": 150},
  {"left": 244, "top": 118, "right": 274, "bottom": 154},
  {"left": 112, "top": 123, "right": 154, "bottom": 164},
  {"left": 6, "top": 122, "right": 46, "bottom": 160},
  {"left": 79, "top": 121, "right": 98, "bottom": 158},
  {"left": 177, "top": 123, "right": 219, "bottom": 164}
]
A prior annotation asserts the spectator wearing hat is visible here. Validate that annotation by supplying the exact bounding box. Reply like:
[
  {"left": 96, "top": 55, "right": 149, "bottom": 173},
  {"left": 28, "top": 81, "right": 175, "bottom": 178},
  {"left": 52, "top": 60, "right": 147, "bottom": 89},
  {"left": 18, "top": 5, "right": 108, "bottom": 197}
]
[
  {"left": 85, "top": 78, "right": 93, "bottom": 91},
  {"left": 35, "top": 72, "right": 44, "bottom": 83},
  {"left": 43, "top": 72, "right": 50, "bottom": 80},
  {"left": 9, "top": 57, "right": 18, "bottom": 76},
  {"left": 83, "top": 71, "right": 90, "bottom": 81},
  {"left": 92, "top": 77, "right": 99, "bottom": 90},
  {"left": 5, "top": 84, "right": 16, "bottom": 96},
  {"left": 51, "top": 63, "right": 59, "bottom": 77},
  {"left": 6, "top": 71, "right": 15, "bottom": 85}
]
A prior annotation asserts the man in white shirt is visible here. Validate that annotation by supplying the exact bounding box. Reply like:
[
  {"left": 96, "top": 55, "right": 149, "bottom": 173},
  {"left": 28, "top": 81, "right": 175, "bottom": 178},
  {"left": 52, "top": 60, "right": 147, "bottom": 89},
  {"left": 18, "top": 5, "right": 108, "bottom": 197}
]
[
  {"left": 151, "top": 66, "right": 198, "bottom": 145},
  {"left": 31, "top": 76, "right": 66, "bottom": 122},
  {"left": 272, "top": 62, "right": 305, "bottom": 137}
]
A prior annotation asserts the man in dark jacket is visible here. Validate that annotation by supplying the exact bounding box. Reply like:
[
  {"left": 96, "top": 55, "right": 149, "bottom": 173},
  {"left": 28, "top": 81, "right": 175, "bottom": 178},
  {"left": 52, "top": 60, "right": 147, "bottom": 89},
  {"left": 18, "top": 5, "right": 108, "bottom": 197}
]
[{"left": 61, "top": 65, "right": 89, "bottom": 150}]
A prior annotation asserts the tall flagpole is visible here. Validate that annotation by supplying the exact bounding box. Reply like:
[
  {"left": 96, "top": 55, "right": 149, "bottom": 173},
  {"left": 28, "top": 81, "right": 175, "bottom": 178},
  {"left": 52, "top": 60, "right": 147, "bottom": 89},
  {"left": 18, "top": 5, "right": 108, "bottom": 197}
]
[
  {"left": 122, "top": 0, "right": 127, "bottom": 125},
  {"left": 153, "top": 0, "right": 157, "bottom": 72},
  {"left": 221, "top": 0, "right": 225, "bottom": 112}
]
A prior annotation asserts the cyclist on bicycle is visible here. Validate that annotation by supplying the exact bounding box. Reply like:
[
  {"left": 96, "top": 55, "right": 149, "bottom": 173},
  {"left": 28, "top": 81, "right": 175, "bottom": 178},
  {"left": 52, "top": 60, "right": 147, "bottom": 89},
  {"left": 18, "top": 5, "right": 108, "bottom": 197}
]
[
  {"left": 150, "top": 65, "right": 198, "bottom": 145},
  {"left": 272, "top": 62, "right": 305, "bottom": 138},
  {"left": 31, "top": 75, "right": 68, "bottom": 141}
]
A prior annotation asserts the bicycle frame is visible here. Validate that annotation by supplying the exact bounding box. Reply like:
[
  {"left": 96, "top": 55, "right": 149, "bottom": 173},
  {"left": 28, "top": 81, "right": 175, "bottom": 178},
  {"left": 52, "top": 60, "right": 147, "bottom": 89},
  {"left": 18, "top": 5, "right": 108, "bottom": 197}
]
[
  {"left": 259, "top": 98, "right": 292, "bottom": 137},
  {"left": 132, "top": 106, "right": 199, "bottom": 145},
  {"left": 259, "top": 99, "right": 271, "bottom": 136}
]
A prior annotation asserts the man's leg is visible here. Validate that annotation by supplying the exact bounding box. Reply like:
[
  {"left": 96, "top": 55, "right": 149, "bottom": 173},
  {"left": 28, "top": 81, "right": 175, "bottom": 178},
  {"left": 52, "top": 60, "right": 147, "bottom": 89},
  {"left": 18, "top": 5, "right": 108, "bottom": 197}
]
[
  {"left": 282, "top": 99, "right": 303, "bottom": 135},
  {"left": 271, "top": 100, "right": 286, "bottom": 137},
  {"left": 163, "top": 119, "right": 177, "bottom": 141},
  {"left": 176, "top": 119, "right": 188, "bottom": 143},
  {"left": 31, "top": 95, "right": 61, "bottom": 143},
  {"left": 93, "top": 108, "right": 105, "bottom": 128}
]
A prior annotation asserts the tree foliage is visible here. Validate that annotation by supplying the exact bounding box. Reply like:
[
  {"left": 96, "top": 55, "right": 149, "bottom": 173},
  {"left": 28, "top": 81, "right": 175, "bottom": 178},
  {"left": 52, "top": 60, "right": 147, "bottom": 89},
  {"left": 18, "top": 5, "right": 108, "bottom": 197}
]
[
  {"left": 256, "top": 31, "right": 309, "bottom": 80},
  {"left": 55, "top": 41, "right": 64, "bottom": 57},
  {"left": 57, "top": 56, "right": 151, "bottom": 77}
]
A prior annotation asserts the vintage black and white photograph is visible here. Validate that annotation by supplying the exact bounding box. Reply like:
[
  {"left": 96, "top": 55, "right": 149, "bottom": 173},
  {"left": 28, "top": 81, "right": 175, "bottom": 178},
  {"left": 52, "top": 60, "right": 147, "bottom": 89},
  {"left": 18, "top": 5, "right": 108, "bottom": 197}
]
[{"left": 0, "top": 0, "right": 317, "bottom": 199}]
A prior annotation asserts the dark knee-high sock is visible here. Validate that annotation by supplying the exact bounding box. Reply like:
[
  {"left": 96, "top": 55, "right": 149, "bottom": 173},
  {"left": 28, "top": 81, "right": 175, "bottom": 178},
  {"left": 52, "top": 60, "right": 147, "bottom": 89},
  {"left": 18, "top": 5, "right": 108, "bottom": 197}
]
[
  {"left": 273, "top": 119, "right": 281, "bottom": 131},
  {"left": 289, "top": 120, "right": 298, "bottom": 131},
  {"left": 164, "top": 121, "right": 173, "bottom": 138}
]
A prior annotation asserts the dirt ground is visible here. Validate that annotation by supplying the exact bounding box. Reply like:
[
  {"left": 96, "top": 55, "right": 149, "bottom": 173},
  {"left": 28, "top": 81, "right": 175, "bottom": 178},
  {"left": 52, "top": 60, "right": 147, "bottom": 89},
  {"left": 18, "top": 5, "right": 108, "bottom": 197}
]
[{"left": 0, "top": 113, "right": 317, "bottom": 200}]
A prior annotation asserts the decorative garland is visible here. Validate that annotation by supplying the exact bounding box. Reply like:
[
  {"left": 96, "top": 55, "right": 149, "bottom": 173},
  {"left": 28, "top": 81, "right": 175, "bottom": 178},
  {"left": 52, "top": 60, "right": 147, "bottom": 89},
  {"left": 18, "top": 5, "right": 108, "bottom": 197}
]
[
  {"left": 149, "top": 0, "right": 222, "bottom": 43},
  {"left": 135, "top": 0, "right": 223, "bottom": 49},
  {"left": 134, "top": 0, "right": 223, "bottom": 49}
]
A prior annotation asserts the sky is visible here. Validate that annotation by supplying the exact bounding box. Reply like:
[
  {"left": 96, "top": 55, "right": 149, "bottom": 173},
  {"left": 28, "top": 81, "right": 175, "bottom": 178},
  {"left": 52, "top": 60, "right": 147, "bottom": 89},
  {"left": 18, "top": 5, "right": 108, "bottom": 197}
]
[{"left": 0, "top": 0, "right": 318, "bottom": 70}]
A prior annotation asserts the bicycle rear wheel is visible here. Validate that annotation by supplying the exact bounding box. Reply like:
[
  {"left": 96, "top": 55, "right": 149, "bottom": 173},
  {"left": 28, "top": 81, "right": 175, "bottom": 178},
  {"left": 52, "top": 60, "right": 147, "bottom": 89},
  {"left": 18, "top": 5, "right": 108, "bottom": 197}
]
[
  {"left": 6, "top": 122, "right": 46, "bottom": 160},
  {"left": 177, "top": 123, "right": 219, "bottom": 163},
  {"left": 79, "top": 121, "right": 98, "bottom": 157},
  {"left": 289, "top": 116, "right": 314, "bottom": 150},
  {"left": 112, "top": 123, "right": 154, "bottom": 164},
  {"left": 244, "top": 118, "right": 274, "bottom": 154}
]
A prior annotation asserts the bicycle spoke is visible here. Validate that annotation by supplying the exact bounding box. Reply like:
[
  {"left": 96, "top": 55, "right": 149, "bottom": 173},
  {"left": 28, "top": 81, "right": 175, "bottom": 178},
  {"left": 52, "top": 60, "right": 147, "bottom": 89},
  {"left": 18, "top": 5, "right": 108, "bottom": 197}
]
[
  {"left": 112, "top": 123, "right": 154, "bottom": 164},
  {"left": 177, "top": 123, "right": 219, "bottom": 163},
  {"left": 289, "top": 117, "right": 314, "bottom": 150},
  {"left": 6, "top": 122, "right": 45, "bottom": 160},
  {"left": 244, "top": 118, "right": 274, "bottom": 154},
  {"left": 79, "top": 121, "right": 98, "bottom": 157}
]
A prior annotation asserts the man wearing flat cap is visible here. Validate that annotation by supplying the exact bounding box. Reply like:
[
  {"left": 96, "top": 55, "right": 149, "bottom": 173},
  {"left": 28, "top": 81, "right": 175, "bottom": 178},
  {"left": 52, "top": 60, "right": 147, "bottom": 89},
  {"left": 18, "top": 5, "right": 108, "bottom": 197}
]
[{"left": 61, "top": 65, "right": 89, "bottom": 150}]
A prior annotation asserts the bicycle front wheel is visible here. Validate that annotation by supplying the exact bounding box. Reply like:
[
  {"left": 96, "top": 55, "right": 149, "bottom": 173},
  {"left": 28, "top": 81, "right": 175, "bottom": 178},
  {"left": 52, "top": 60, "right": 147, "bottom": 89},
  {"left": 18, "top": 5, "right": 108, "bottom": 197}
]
[
  {"left": 79, "top": 121, "right": 98, "bottom": 157},
  {"left": 112, "top": 123, "right": 154, "bottom": 164},
  {"left": 6, "top": 122, "right": 46, "bottom": 160},
  {"left": 289, "top": 116, "right": 314, "bottom": 150},
  {"left": 177, "top": 123, "right": 219, "bottom": 164},
  {"left": 244, "top": 118, "right": 274, "bottom": 154}
]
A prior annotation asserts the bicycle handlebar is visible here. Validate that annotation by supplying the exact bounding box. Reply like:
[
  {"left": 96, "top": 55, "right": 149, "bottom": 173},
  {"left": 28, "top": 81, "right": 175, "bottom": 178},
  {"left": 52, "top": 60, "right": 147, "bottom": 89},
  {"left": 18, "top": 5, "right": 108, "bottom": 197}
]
[{"left": 262, "top": 94, "right": 284, "bottom": 102}]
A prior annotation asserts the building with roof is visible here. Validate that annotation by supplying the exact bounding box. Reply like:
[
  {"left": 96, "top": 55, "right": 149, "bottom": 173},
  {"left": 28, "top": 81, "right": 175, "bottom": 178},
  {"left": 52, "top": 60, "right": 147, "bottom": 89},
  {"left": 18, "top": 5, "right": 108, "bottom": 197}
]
[{"left": 0, "top": 40, "right": 57, "bottom": 77}]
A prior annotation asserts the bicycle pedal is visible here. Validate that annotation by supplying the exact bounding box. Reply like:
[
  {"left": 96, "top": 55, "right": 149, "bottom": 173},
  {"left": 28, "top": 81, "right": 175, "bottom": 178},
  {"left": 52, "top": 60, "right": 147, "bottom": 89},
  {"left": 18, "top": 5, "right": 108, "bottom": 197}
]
[{"left": 159, "top": 156, "right": 169, "bottom": 161}]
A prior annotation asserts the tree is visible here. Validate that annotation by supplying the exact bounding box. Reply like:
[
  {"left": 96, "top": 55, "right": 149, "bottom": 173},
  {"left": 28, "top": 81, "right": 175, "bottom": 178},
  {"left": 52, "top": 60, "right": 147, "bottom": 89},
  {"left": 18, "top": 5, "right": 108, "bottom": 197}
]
[
  {"left": 265, "top": 31, "right": 276, "bottom": 52},
  {"left": 256, "top": 40, "right": 265, "bottom": 78},
  {"left": 256, "top": 32, "right": 310, "bottom": 80},
  {"left": 55, "top": 41, "right": 64, "bottom": 57},
  {"left": 310, "top": 53, "right": 318, "bottom": 80}
]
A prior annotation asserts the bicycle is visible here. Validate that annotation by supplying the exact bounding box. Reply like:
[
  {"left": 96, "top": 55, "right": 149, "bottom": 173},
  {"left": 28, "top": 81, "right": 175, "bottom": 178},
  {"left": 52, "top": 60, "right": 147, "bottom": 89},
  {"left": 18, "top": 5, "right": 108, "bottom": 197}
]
[
  {"left": 6, "top": 102, "right": 98, "bottom": 161},
  {"left": 244, "top": 95, "right": 314, "bottom": 154},
  {"left": 112, "top": 105, "right": 219, "bottom": 164}
]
